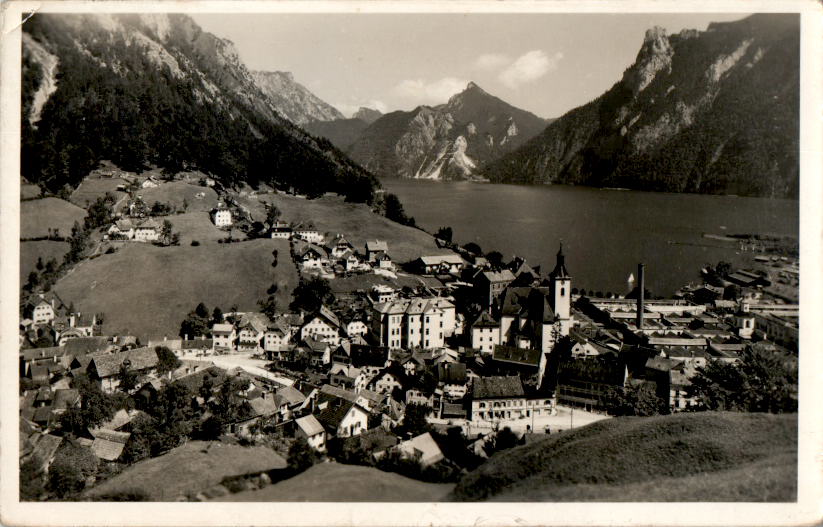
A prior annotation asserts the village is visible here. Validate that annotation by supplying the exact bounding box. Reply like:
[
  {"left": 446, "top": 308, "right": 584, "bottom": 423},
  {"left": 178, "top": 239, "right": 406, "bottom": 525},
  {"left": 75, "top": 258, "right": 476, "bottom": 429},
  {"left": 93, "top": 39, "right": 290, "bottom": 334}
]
[{"left": 18, "top": 170, "right": 800, "bottom": 501}]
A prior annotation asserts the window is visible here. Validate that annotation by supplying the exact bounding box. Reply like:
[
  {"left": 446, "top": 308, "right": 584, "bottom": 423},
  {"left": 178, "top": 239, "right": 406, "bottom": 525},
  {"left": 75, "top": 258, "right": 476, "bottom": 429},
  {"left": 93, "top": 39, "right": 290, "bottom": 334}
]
[{"left": 561, "top": 287, "right": 565, "bottom": 296}]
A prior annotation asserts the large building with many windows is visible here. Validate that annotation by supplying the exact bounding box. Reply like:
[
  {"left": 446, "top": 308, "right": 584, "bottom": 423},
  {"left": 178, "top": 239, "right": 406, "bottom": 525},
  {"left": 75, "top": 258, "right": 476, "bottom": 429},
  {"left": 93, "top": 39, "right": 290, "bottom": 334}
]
[{"left": 371, "top": 297, "right": 456, "bottom": 350}]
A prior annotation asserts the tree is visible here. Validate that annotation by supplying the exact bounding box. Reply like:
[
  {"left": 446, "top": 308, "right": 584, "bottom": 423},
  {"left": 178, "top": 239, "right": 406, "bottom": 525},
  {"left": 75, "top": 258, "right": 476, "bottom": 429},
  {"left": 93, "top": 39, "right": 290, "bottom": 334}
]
[
  {"left": 265, "top": 205, "right": 281, "bottom": 227},
  {"left": 463, "top": 242, "right": 482, "bottom": 256},
  {"left": 59, "top": 374, "right": 115, "bottom": 435},
  {"left": 290, "top": 276, "right": 334, "bottom": 313},
  {"left": 155, "top": 346, "right": 181, "bottom": 375},
  {"left": 384, "top": 193, "right": 414, "bottom": 226},
  {"left": 258, "top": 295, "right": 278, "bottom": 320},
  {"left": 396, "top": 403, "right": 431, "bottom": 438},
  {"left": 35, "top": 256, "right": 44, "bottom": 271},
  {"left": 484, "top": 426, "right": 520, "bottom": 457},
  {"left": 212, "top": 307, "right": 224, "bottom": 324},
  {"left": 287, "top": 437, "right": 317, "bottom": 474},
  {"left": 117, "top": 363, "right": 139, "bottom": 393},
  {"left": 25, "top": 271, "right": 40, "bottom": 291},
  {"left": 687, "top": 347, "right": 797, "bottom": 413},
  {"left": 603, "top": 382, "right": 665, "bottom": 417},
  {"left": 435, "top": 226, "right": 453, "bottom": 244},
  {"left": 486, "top": 251, "right": 504, "bottom": 269},
  {"left": 160, "top": 219, "right": 173, "bottom": 246},
  {"left": 48, "top": 441, "right": 98, "bottom": 498}
]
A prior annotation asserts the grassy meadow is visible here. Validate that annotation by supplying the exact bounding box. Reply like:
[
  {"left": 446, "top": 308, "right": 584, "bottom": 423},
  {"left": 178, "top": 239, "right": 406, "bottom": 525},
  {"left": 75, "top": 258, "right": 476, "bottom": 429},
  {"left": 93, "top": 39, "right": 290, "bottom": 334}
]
[
  {"left": 54, "top": 239, "right": 296, "bottom": 341},
  {"left": 136, "top": 181, "right": 219, "bottom": 213},
  {"left": 20, "top": 198, "right": 87, "bottom": 239},
  {"left": 257, "top": 193, "right": 451, "bottom": 263}
]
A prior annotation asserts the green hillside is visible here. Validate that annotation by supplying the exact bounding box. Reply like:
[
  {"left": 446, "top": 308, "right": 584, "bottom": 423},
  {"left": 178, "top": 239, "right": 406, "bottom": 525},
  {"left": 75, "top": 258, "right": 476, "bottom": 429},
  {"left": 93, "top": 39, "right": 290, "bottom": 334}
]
[
  {"left": 53, "top": 239, "right": 296, "bottom": 341},
  {"left": 452, "top": 412, "right": 796, "bottom": 502},
  {"left": 217, "top": 463, "right": 454, "bottom": 502},
  {"left": 20, "top": 197, "right": 87, "bottom": 239}
]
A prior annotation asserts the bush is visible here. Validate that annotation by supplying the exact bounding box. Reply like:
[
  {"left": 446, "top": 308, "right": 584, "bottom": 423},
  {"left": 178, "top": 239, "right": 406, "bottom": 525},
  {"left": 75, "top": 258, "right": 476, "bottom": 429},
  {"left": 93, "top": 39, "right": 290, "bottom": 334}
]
[{"left": 191, "top": 240, "right": 200, "bottom": 246}]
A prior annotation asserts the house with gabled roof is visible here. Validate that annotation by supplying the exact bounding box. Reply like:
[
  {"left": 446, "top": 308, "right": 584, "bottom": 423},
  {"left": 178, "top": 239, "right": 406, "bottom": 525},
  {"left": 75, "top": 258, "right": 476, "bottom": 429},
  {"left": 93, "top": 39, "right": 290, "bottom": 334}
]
[
  {"left": 368, "top": 364, "right": 412, "bottom": 397},
  {"left": 315, "top": 397, "right": 369, "bottom": 438},
  {"left": 237, "top": 313, "right": 269, "bottom": 352},
  {"left": 295, "top": 414, "right": 326, "bottom": 451},
  {"left": 87, "top": 347, "right": 160, "bottom": 394},
  {"left": 107, "top": 218, "right": 136, "bottom": 240},
  {"left": 414, "top": 254, "right": 466, "bottom": 275},
  {"left": 212, "top": 323, "right": 236, "bottom": 352},
  {"left": 371, "top": 297, "right": 456, "bottom": 350},
  {"left": 210, "top": 202, "right": 232, "bottom": 227},
  {"left": 437, "top": 362, "right": 468, "bottom": 400},
  {"left": 300, "top": 306, "right": 344, "bottom": 346},
  {"left": 476, "top": 269, "right": 516, "bottom": 309},
  {"left": 470, "top": 375, "right": 530, "bottom": 422},
  {"left": 365, "top": 240, "right": 388, "bottom": 262},
  {"left": 134, "top": 218, "right": 161, "bottom": 242},
  {"left": 296, "top": 243, "right": 329, "bottom": 269},
  {"left": 23, "top": 291, "right": 68, "bottom": 325},
  {"left": 470, "top": 312, "right": 501, "bottom": 354},
  {"left": 328, "top": 235, "right": 355, "bottom": 260},
  {"left": 385, "top": 432, "right": 445, "bottom": 467}
]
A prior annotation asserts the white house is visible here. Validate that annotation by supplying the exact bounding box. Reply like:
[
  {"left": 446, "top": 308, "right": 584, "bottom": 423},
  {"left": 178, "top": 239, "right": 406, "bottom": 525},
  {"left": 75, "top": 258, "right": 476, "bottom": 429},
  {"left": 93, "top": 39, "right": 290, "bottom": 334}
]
[
  {"left": 297, "top": 244, "right": 329, "bottom": 270},
  {"left": 300, "top": 306, "right": 344, "bottom": 346},
  {"left": 470, "top": 312, "right": 501, "bottom": 354},
  {"left": 415, "top": 254, "right": 465, "bottom": 275},
  {"left": 270, "top": 225, "right": 292, "bottom": 239},
  {"left": 134, "top": 218, "right": 161, "bottom": 242},
  {"left": 294, "top": 228, "right": 323, "bottom": 244},
  {"left": 329, "top": 235, "right": 355, "bottom": 260},
  {"left": 295, "top": 414, "right": 326, "bottom": 451},
  {"left": 236, "top": 313, "right": 268, "bottom": 352},
  {"left": 211, "top": 204, "right": 232, "bottom": 228},
  {"left": 316, "top": 399, "right": 369, "bottom": 438},
  {"left": 212, "top": 323, "right": 236, "bottom": 352}
]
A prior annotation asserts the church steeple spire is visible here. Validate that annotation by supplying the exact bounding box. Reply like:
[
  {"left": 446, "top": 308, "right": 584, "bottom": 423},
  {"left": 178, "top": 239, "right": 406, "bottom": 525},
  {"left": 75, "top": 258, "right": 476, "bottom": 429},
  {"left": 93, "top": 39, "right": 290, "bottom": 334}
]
[{"left": 550, "top": 243, "right": 570, "bottom": 279}]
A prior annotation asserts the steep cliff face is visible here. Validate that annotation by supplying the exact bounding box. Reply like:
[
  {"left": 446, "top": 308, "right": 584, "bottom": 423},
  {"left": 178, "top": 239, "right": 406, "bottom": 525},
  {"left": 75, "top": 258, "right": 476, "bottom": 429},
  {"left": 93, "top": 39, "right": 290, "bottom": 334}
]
[
  {"left": 251, "top": 70, "right": 344, "bottom": 125},
  {"left": 485, "top": 14, "right": 799, "bottom": 198},
  {"left": 347, "top": 82, "right": 548, "bottom": 180},
  {"left": 353, "top": 107, "right": 383, "bottom": 124},
  {"left": 21, "top": 13, "right": 377, "bottom": 201}
]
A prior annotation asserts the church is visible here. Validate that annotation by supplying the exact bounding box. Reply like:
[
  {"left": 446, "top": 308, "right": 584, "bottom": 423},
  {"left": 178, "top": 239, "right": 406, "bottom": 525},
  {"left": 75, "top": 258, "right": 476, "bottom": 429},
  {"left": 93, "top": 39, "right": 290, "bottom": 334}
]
[{"left": 469, "top": 245, "right": 575, "bottom": 382}]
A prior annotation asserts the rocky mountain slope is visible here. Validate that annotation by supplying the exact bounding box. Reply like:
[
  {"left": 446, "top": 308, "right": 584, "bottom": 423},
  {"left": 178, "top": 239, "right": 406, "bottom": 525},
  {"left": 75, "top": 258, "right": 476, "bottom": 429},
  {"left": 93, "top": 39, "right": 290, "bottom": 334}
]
[
  {"left": 483, "top": 14, "right": 799, "bottom": 198},
  {"left": 21, "top": 14, "right": 377, "bottom": 202},
  {"left": 251, "top": 70, "right": 344, "bottom": 125},
  {"left": 353, "top": 106, "right": 383, "bottom": 124},
  {"left": 347, "top": 82, "right": 548, "bottom": 180}
]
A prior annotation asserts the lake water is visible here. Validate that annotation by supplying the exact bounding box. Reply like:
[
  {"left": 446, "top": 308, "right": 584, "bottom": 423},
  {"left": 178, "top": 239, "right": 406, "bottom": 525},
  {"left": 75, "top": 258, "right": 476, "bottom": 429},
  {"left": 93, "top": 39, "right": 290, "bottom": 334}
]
[{"left": 382, "top": 180, "right": 799, "bottom": 296}]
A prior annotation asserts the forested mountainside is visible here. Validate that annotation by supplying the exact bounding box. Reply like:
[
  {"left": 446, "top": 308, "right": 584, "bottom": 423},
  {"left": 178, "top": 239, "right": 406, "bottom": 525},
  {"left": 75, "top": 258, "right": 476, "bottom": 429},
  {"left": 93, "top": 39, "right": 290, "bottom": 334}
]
[
  {"left": 304, "top": 118, "right": 371, "bottom": 151},
  {"left": 483, "top": 14, "right": 799, "bottom": 198},
  {"left": 347, "top": 82, "right": 548, "bottom": 181},
  {"left": 21, "top": 14, "right": 378, "bottom": 202},
  {"left": 250, "top": 70, "right": 344, "bottom": 125}
]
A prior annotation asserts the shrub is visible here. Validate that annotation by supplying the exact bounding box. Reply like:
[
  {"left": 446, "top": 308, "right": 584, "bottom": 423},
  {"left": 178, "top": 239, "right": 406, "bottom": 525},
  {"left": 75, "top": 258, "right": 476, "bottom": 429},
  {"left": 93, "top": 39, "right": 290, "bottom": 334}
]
[{"left": 191, "top": 240, "right": 200, "bottom": 246}]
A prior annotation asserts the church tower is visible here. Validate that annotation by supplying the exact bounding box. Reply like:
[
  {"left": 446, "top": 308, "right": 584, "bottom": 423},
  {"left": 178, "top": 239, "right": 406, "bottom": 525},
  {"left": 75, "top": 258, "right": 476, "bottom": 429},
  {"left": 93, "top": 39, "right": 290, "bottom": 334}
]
[{"left": 549, "top": 244, "right": 571, "bottom": 336}]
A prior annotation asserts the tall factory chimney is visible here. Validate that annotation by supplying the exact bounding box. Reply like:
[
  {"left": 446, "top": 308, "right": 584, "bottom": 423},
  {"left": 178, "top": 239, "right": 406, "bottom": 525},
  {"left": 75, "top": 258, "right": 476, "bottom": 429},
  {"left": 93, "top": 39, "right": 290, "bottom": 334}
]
[{"left": 636, "top": 263, "right": 645, "bottom": 330}]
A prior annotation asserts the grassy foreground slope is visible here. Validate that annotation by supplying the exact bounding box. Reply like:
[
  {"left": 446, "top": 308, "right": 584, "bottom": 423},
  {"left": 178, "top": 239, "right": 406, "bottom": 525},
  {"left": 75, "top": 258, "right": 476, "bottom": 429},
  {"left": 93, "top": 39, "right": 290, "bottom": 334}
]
[
  {"left": 453, "top": 412, "right": 796, "bottom": 502},
  {"left": 258, "top": 193, "right": 452, "bottom": 263},
  {"left": 54, "top": 239, "right": 296, "bottom": 341},
  {"left": 217, "top": 463, "right": 454, "bottom": 502},
  {"left": 85, "top": 441, "right": 287, "bottom": 501}
]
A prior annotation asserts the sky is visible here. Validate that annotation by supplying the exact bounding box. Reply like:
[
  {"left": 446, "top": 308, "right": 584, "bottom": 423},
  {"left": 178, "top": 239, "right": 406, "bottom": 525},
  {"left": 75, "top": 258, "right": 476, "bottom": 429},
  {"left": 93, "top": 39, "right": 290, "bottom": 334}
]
[{"left": 192, "top": 13, "right": 750, "bottom": 119}]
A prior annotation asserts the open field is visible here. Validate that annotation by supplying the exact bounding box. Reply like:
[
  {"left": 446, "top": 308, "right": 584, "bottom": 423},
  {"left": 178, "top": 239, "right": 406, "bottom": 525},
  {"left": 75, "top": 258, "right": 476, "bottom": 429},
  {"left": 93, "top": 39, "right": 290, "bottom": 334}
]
[
  {"left": 136, "top": 181, "right": 219, "bottom": 213},
  {"left": 54, "top": 239, "right": 296, "bottom": 341},
  {"left": 21, "top": 183, "right": 41, "bottom": 200},
  {"left": 20, "top": 241, "right": 69, "bottom": 282},
  {"left": 452, "top": 412, "right": 797, "bottom": 502},
  {"left": 257, "top": 193, "right": 452, "bottom": 263},
  {"left": 85, "top": 441, "right": 287, "bottom": 501},
  {"left": 20, "top": 198, "right": 87, "bottom": 239},
  {"left": 167, "top": 211, "right": 227, "bottom": 245},
  {"left": 69, "top": 176, "right": 127, "bottom": 209},
  {"left": 216, "top": 462, "right": 454, "bottom": 502}
]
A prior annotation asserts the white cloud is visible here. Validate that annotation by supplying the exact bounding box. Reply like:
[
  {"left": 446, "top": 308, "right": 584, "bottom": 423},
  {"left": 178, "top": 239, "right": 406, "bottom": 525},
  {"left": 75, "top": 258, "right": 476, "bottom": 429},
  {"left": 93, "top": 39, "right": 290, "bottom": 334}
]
[
  {"left": 498, "top": 50, "right": 563, "bottom": 89},
  {"left": 393, "top": 77, "right": 469, "bottom": 105},
  {"left": 474, "top": 53, "right": 510, "bottom": 71}
]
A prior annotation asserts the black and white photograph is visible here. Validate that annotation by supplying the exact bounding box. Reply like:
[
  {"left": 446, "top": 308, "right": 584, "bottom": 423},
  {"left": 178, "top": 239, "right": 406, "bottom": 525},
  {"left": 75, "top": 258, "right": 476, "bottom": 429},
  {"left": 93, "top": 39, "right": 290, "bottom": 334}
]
[{"left": 1, "top": 1, "right": 820, "bottom": 525}]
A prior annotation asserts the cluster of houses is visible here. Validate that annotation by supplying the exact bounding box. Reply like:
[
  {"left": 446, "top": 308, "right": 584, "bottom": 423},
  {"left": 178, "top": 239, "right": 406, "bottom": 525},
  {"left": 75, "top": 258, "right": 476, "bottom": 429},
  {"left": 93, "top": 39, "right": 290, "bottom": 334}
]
[
  {"left": 293, "top": 235, "right": 394, "bottom": 277},
  {"left": 20, "top": 209, "right": 799, "bottom": 483}
]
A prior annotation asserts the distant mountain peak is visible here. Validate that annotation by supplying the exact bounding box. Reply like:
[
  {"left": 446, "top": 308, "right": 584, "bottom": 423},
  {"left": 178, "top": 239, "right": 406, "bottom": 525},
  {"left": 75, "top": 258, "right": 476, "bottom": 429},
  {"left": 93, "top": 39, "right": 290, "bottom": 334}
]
[{"left": 353, "top": 106, "right": 383, "bottom": 124}]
